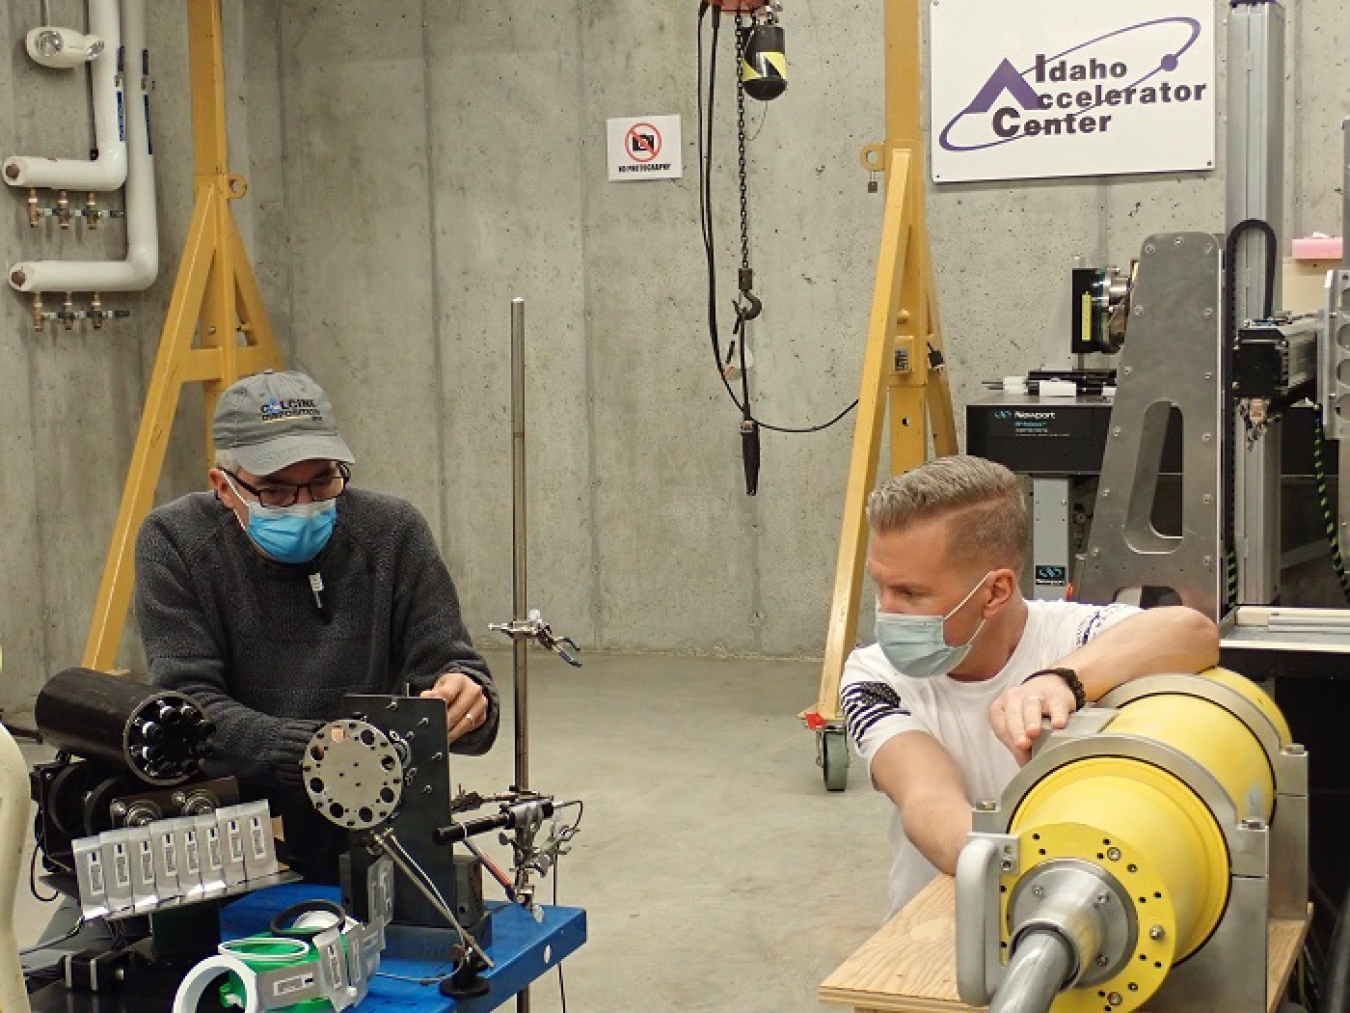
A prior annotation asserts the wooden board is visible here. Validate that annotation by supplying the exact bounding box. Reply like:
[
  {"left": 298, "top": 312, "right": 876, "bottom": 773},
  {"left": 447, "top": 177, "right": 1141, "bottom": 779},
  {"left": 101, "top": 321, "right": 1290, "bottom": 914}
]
[{"left": 820, "top": 876, "right": 1310, "bottom": 1013}]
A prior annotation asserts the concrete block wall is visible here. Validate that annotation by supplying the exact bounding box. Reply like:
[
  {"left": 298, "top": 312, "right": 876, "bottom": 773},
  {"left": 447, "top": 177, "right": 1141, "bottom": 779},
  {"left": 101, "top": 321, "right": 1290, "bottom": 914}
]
[{"left": 1, "top": 0, "right": 1346, "bottom": 708}]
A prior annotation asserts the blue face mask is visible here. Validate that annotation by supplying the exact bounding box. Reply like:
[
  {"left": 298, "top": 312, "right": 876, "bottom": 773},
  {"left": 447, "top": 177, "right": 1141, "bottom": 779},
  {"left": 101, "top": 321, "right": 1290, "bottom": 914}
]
[
  {"left": 874, "top": 572, "right": 992, "bottom": 679},
  {"left": 224, "top": 474, "right": 337, "bottom": 564}
]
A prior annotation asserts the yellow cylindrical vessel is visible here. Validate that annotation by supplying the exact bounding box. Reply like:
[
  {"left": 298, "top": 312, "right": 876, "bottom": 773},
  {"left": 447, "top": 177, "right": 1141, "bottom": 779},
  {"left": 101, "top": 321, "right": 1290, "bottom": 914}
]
[{"left": 997, "top": 669, "right": 1286, "bottom": 1013}]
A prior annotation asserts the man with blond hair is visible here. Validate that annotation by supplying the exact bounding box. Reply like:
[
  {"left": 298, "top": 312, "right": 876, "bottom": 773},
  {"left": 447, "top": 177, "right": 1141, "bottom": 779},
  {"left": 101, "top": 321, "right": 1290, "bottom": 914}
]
[{"left": 841, "top": 455, "right": 1219, "bottom": 918}]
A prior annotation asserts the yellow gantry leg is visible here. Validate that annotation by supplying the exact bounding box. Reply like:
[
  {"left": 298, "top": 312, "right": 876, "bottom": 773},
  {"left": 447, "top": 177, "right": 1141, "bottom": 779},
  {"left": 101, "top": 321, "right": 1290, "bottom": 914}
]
[
  {"left": 808, "top": 0, "right": 956, "bottom": 763},
  {"left": 82, "top": 0, "right": 283, "bottom": 672}
]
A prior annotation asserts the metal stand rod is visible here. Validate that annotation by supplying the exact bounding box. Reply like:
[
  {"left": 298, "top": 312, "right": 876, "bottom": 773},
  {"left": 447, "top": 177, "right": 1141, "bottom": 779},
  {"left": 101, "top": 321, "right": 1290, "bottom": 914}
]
[
  {"left": 508, "top": 297, "right": 533, "bottom": 1013},
  {"left": 510, "top": 296, "right": 529, "bottom": 794}
]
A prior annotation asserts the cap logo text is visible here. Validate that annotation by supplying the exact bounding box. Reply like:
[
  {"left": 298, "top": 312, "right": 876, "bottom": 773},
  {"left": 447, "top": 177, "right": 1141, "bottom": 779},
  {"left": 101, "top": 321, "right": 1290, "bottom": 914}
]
[{"left": 259, "top": 398, "right": 321, "bottom": 423}]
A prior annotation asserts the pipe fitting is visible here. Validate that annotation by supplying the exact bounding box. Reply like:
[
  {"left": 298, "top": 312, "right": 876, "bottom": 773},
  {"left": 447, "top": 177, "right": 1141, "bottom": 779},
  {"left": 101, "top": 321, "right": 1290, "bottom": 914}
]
[
  {"left": 6, "top": 0, "right": 126, "bottom": 190},
  {"left": 8, "top": 0, "right": 158, "bottom": 294}
]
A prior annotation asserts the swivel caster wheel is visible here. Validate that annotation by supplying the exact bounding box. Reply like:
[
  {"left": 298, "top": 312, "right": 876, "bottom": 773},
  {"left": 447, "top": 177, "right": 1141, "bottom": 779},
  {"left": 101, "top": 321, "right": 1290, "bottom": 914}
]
[{"left": 818, "top": 728, "right": 850, "bottom": 792}]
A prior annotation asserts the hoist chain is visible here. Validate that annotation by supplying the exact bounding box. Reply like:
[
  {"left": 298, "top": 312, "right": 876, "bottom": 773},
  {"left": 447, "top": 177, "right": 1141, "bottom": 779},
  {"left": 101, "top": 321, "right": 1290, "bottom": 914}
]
[
  {"left": 735, "top": 13, "right": 751, "bottom": 275},
  {"left": 732, "top": 11, "right": 761, "bottom": 328}
]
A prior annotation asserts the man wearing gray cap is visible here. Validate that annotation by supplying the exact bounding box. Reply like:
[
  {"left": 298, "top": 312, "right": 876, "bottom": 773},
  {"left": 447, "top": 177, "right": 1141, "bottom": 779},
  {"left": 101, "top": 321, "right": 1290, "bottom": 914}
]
[{"left": 133, "top": 369, "right": 498, "bottom": 879}]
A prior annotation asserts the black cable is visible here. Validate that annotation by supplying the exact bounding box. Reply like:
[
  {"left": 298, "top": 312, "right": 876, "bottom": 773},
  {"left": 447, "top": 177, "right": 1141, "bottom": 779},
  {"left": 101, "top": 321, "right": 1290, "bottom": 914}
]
[
  {"left": 1315, "top": 873, "right": 1344, "bottom": 925},
  {"left": 696, "top": 6, "right": 858, "bottom": 436},
  {"left": 697, "top": 2, "right": 716, "bottom": 257},
  {"left": 1323, "top": 873, "right": 1350, "bottom": 1013},
  {"left": 28, "top": 847, "right": 57, "bottom": 903},
  {"left": 1312, "top": 406, "right": 1350, "bottom": 605},
  {"left": 20, "top": 916, "right": 87, "bottom": 959},
  {"left": 543, "top": 800, "right": 585, "bottom": 1013},
  {"left": 554, "top": 859, "right": 567, "bottom": 1013}
]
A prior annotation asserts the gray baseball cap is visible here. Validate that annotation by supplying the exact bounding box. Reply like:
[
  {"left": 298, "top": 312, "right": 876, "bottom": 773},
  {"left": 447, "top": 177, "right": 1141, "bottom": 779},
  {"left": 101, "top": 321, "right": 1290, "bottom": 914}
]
[{"left": 212, "top": 370, "right": 355, "bottom": 476}]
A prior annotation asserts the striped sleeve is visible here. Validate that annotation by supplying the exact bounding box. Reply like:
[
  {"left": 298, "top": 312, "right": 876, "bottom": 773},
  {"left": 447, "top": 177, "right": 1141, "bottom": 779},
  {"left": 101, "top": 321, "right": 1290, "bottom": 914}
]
[
  {"left": 842, "top": 681, "right": 908, "bottom": 746},
  {"left": 840, "top": 669, "right": 923, "bottom": 770}
]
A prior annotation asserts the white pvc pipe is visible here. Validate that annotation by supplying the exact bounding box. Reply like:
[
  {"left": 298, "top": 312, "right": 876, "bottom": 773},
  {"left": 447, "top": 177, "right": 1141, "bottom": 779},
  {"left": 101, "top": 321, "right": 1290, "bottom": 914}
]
[
  {"left": 0, "top": 650, "right": 34, "bottom": 1013},
  {"left": 9, "top": 0, "right": 158, "bottom": 294},
  {"left": 3, "top": 0, "right": 127, "bottom": 191}
]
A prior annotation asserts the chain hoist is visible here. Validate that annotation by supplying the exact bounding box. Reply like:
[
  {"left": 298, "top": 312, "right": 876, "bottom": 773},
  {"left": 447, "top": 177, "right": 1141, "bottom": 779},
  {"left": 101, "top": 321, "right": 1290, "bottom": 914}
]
[
  {"left": 698, "top": 2, "right": 857, "bottom": 495},
  {"left": 732, "top": 10, "right": 763, "bottom": 494},
  {"left": 733, "top": 12, "right": 762, "bottom": 332}
]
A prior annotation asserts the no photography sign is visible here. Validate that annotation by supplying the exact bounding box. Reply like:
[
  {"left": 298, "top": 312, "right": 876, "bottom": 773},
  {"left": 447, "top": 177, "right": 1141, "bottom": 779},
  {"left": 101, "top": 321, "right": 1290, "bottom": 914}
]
[{"left": 607, "top": 115, "right": 683, "bottom": 182}]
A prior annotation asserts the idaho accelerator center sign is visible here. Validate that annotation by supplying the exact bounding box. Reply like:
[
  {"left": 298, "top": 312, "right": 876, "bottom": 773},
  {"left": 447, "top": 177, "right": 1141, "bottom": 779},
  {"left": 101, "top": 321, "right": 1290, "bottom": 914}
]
[{"left": 930, "top": 0, "right": 1216, "bottom": 183}]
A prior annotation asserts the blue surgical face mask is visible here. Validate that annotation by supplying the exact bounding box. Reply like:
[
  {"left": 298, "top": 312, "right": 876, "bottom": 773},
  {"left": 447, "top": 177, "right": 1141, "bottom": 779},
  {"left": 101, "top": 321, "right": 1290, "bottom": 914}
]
[
  {"left": 874, "top": 572, "right": 993, "bottom": 679},
  {"left": 224, "top": 474, "right": 337, "bottom": 564}
]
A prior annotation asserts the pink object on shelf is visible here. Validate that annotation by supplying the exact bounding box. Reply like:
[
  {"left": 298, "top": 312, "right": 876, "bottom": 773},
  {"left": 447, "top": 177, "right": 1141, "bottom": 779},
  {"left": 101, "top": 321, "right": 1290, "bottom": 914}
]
[{"left": 1291, "top": 235, "right": 1343, "bottom": 260}]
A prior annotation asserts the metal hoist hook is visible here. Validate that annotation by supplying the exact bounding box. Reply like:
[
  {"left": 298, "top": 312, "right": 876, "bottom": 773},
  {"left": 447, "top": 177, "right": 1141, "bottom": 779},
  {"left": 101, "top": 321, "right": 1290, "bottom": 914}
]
[{"left": 734, "top": 266, "right": 763, "bottom": 327}]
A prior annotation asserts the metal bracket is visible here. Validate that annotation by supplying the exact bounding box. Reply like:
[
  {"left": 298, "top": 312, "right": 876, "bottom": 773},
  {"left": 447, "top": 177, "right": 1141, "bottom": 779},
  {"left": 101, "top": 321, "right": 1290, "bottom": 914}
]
[
  {"left": 489, "top": 609, "right": 582, "bottom": 667},
  {"left": 1076, "top": 232, "right": 1226, "bottom": 617},
  {"left": 956, "top": 832, "right": 1020, "bottom": 1005}
]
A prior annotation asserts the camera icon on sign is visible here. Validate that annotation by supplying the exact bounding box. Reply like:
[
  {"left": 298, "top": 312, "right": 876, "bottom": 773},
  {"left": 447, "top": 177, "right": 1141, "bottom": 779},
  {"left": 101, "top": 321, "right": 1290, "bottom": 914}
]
[{"left": 630, "top": 133, "right": 656, "bottom": 155}]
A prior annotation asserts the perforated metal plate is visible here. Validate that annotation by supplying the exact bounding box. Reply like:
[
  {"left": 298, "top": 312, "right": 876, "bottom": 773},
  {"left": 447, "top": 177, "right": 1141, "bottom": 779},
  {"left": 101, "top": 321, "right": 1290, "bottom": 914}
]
[{"left": 301, "top": 719, "right": 404, "bottom": 830}]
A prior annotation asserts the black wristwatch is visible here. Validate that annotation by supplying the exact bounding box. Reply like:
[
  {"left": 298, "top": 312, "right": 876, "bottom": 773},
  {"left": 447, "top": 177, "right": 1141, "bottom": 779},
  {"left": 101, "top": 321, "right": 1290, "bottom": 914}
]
[{"left": 1023, "top": 667, "right": 1087, "bottom": 711}]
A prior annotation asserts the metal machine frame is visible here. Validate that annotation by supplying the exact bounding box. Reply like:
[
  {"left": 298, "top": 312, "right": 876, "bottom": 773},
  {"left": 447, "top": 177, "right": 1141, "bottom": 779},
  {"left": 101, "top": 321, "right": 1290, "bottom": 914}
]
[
  {"left": 1228, "top": 1, "right": 1287, "bottom": 606},
  {"left": 1062, "top": 3, "right": 1350, "bottom": 617},
  {"left": 1074, "top": 233, "right": 1227, "bottom": 616}
]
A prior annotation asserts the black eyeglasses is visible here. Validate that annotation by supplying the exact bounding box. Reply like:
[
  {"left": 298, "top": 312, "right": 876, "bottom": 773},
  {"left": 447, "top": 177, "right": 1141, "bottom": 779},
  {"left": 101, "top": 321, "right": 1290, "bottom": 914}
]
[{"left": 225, "top": 463, "right": 351, "bottom": 508}]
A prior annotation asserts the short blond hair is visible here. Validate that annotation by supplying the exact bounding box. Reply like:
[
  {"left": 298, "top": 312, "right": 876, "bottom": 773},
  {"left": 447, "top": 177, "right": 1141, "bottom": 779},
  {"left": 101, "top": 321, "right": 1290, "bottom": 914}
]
[{"left": 866, "top": 455, "right": 1028, "bottom": 572}]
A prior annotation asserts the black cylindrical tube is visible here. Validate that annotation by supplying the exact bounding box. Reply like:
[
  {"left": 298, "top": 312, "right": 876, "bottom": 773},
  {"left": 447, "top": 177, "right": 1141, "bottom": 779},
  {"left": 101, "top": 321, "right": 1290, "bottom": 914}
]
[
  {"left": 741, "top": 419, "right": 760, "bottom": 496},
  {"left": 432, "top": 810, "right": 515, "bottom": 846},
  {"left": 432, "top": 799, "right": 555, "bottom": 846},
  {"left": 742, "top": 24, "right": 786, "bottom": 101},
  {"left": 35, "top": 668, "right": 211, "bottom": 786}
]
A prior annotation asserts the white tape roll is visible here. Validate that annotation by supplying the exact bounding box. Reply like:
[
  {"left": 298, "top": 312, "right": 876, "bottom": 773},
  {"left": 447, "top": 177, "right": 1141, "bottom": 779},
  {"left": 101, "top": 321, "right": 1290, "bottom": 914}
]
[
  {"left": 293, "top": 910, "right": 343, "bottom": 932},
  {"left": 218, "top": 937, "right": 310, "bottom": 962},
  {"left": 171, "top": 953, "right": 259, "bottom": 1013}
]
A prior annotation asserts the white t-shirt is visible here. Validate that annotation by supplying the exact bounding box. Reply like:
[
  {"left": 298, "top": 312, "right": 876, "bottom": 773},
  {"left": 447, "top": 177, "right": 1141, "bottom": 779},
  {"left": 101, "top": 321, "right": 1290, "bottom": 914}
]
[{"left": 841, "top": 599, "right": 1138, "bottom": 918}]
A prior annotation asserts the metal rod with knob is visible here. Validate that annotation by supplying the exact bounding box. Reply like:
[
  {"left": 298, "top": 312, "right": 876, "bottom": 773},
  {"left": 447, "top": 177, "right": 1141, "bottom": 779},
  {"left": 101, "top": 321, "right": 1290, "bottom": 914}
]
[
  {"left": 489, "top": 297, "right": 584, "bottom": 1013},
  {"left": 510, "top": 296, "right": 529, "bottom": 793},
  {"left": 507, "top": 296, "right": 532, "bottom": 1013}
]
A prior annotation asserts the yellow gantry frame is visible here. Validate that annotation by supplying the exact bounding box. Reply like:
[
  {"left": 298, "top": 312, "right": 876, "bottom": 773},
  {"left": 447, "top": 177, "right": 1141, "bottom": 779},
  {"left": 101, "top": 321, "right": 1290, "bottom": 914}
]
[
  {"left": 809, "top": 0, "right": 957, "bottom": 727},
  {"left": 82, "top": 0, "right": 284, "bottom": 671}
]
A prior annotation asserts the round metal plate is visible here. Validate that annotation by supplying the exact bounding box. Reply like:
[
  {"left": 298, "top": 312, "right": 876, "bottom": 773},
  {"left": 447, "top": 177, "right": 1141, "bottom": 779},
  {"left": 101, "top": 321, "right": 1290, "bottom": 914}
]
[
  {"left": 301, "top": 719, "right": 403, "bottom": 830},
  {"left": 1008, "top": 859, "right": 1135, "bottom": 987}
]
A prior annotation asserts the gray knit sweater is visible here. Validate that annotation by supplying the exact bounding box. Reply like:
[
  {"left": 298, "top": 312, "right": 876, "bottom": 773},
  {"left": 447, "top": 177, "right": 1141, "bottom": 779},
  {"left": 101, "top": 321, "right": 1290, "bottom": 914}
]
[{"left": 134, "top": 487, "right": 499, "bottom": 796}]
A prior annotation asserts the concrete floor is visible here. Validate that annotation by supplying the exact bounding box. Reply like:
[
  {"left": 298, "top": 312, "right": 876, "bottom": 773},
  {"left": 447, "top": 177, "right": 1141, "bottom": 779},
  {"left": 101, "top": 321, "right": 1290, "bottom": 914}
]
[{"left": 13, "top": 651, "right": 892, "bottom": 1011}]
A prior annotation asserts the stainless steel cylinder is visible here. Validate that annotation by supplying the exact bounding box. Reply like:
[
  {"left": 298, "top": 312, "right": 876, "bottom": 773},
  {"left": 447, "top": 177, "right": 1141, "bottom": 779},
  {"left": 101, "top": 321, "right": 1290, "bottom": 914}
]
[{"left": 991, "top": 931, "right": 1074, "bottom": 1013}]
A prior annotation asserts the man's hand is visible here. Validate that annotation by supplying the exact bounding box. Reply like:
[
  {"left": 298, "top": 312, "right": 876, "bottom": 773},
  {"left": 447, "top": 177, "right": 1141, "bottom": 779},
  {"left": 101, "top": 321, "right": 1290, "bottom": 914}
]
[
  {"left": 420, "top": 671, "right": 490, "bottom": 744},
  {"left": 990, "top": 673, "right": 1076, "bottom": 766}
]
